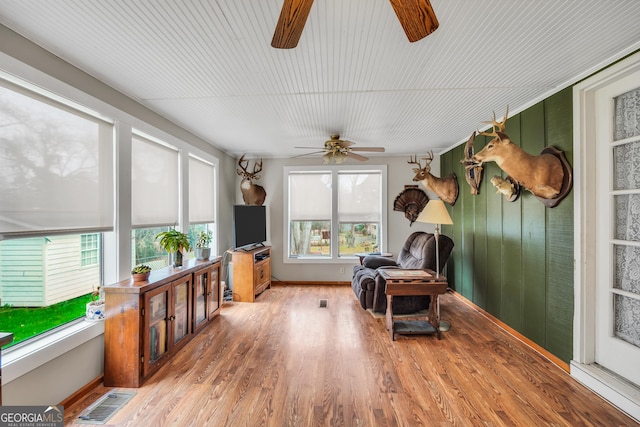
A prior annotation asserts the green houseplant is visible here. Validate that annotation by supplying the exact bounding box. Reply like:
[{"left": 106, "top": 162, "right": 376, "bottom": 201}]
[
  {"left": 194, "top": 230, "right": 213, "bottom": 260},
  {"left": 156, "top": 228, "right": 190, "bottom": 267},
  {"left": 131, "top": 264, "right": 151, "bottom": 282}
]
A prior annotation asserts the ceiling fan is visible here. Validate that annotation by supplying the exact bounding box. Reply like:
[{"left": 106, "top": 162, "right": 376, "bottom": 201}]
[
  {"left": 295, "top": 135, "right": 386, "bottom": 164},
  {"left": 271, "top": 0, "right": 439, "bottom": 49}
]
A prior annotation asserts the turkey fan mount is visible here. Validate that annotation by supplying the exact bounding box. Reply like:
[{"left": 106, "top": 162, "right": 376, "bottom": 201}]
[{"left": 393, "top": 186, "right": 429, "bottom": 226}]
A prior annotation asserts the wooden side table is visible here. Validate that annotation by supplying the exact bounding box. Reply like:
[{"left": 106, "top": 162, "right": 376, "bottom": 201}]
[{"left": 378, "top": 269, "right": 448, "bottom": 340}]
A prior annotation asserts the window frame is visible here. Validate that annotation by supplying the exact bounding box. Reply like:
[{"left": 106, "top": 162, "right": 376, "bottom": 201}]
[{"left": 283, "top": 164, "right": 387, "bottom": 263}]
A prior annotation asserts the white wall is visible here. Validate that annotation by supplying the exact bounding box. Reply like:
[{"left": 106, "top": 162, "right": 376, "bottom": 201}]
[{"left": 233, "top": 155, "right": 441, "bottom": 282}]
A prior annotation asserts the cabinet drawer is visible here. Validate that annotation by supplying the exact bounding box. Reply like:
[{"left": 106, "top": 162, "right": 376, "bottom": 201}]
[{"left": 253, "top": 261, "right": 270, "bottom": 287}]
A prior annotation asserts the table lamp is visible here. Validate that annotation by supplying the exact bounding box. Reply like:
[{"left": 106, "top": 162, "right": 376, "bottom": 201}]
[
  {"left": 416, "top": 199, "right": 453, "bottom": 331},
  {"left": 416, "top": 199, "right": 453, "bottom": 278}
]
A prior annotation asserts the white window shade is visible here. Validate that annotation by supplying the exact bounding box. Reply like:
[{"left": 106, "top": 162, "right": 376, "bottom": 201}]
[
  {"left": 189, "top": 155, "right": 215, "bottom": 224},
  {"left": 289, "top": 172, "right": 331, "bottom": 220},
  {"left": 131, "top": 135, "right": 179, "bottom": 227},
  {"left": 0, "top": 81, "right": 114, "bottom": 238},
  {"left": 338, "top": 173, "right": 381, "bottom": 222}
]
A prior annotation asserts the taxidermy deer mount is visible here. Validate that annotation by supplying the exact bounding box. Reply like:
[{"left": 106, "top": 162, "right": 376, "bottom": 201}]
[
  {"left": 408, "top": 151, "right": 459, "bottom": 206},
  {"left": 460, "top": 131, "right": 483, "bottom": 195},
  {"left": 472, "top": 107, "right": 572, "bottom": 206},
  {"left": 237, "top": 154, "right": 267, "bottom": 206}
]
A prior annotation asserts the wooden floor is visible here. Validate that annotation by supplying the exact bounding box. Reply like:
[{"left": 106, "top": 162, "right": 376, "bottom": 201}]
[{"left": 63, "top": 285, "right": 638, "bottom": 426}]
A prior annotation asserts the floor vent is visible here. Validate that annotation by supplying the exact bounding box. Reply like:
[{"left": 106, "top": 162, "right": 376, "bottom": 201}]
[
  {"left": 77, "top": 391, "right": 136, "bottom": 424},
  {"left": 319, "top": 299, "right": 328, "bottom": 308}
]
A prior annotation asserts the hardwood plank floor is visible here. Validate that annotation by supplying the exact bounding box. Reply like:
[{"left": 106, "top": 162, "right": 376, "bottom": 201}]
[{"left": 63, "top": 285, "right": 638, "bottom": 426}]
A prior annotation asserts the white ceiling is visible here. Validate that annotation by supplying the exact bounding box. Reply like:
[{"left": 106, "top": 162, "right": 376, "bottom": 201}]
[{"left": 1, "top": 0, "right": 640, "bottom": 160}]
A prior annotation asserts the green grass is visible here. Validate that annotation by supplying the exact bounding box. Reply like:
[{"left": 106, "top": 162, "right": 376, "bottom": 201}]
[{"left": 0, "top": 293, "right": 93, "bottom": 348}]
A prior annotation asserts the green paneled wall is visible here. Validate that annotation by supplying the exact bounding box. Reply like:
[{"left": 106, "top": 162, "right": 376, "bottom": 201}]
[{"left": 441, "top": 88, "right": 574, "bottom": 363}]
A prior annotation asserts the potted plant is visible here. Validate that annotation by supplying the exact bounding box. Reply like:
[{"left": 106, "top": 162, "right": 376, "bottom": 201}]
[
  {"left": 156, "top": 228, "right": 190, "bottom": 267},
  {"left": 194, "top": 230, "right": 213, "bottom": 260},
  {"left": 131, "top": 264, "right": 151, "bottom": 282}
]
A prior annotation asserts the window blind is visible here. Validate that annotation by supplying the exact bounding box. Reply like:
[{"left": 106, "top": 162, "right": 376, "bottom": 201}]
[
  {"left": 289, "top": 172, "right": 332, "bottom": 220},
  {"left": 131, "top": 135, "right": 179, "bottom": 227},
  {"left": 338, "top": 172, "right": 381, "bottom": 222},
  {"left": 0, "top": 81, "right": 114, "bottom": 239},
  {"left": 188, "top": 155, "right": 215, "bottom": 224}
]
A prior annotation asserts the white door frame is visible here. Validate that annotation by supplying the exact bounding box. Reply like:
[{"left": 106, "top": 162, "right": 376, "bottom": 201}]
[{"left": 573, "top": 50, "right": 640, "bottom": 421}]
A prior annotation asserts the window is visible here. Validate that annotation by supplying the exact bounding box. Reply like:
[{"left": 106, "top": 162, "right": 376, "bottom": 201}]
[
  {"left": 186, "top": 223, "right": 215, "bottom": 259},
  {"left": 187, "top": 155, "right": 216, "bottom": 257},
  {"left": 337, "top": 172, "right": 382, "bottom": 256},
  {"left": 0, "top": 80, "right": 114, "bottom": 239},
  {"left": 131, "top": 133, "right": 180, "bottom": 270},
  {"left": 131, "top": 226, "right": 170, "bottom": 271},
  {"left": 0, "top": 77, "right": 112, "bottom": 348},
  {"left": 81, "top": 234, "right": 99, "bottom": 267},
  {"left": 0, "top": 234, "right": 102, "bottom": 347},
  {"left": 285, "top": 166, "right": 386, "bottom": 261}
]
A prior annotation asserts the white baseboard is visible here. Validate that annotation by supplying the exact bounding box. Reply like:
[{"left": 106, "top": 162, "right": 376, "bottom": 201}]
[{"left": 571, "top": 361, "right": 640, "bottom": 422}]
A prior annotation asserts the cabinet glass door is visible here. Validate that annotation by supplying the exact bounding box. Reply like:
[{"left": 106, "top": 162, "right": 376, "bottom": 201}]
[
  {"left": 207, "top": 267, "right": 220, "bottom": 318},
  {"left": 173, "top": 278, "right": 190, "bottom": 345},
  {"left": 146, "top": 289, "right": 168, "bottom": 365},
  {"left": 194, "top": 271, "right": 207, "bottom": 328}
]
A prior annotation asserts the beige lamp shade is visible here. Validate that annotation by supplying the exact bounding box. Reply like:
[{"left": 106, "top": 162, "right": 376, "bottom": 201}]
[{"left": 416, "top": 199, "right": 453, "bottom": 225}]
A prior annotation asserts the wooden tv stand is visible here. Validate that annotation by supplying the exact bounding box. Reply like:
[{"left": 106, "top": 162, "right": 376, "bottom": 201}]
[{"left": 229, "top": 246, "right": 271, "bottom": 302}]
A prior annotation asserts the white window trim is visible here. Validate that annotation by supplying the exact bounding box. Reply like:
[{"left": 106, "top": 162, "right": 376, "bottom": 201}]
[
  {"left": 283, "top": 164, "right": 387, "bottom": 264},
  {"left": 573, "top": 50, "right": 640, "bottom": 420},
  {"left": 2, "top": 319, "right": 104, "bottom": 385}
]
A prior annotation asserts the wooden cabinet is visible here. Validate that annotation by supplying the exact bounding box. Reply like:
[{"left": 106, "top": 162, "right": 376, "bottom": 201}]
[
  {"left": 104, "top": 258, "right": 221, "bottom": 388},
  {"left": 193, "top": 262, "right": 221, "bottom": 333},
  {"left": 142, "top": 275, "right": 191, "bottom": 379},
  {"left": 230, "top": 246, "right": 271, "bottom": 302}
]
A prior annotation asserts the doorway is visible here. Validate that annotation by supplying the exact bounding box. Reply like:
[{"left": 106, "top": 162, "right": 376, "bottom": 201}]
[{"left": 574, "top": 51, "right": 640, "bottom": 420}]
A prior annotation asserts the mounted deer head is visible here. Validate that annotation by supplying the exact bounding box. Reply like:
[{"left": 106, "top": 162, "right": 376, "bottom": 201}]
[
  {"left": 237, "top": 154, "right": 267, "bottom": 205},
  {"left": 460, "top": 131, "right": 483, "bottom": 195},
  {"left": 408, "top": 151, "right": 459, "bottom": 205},
  {"left": 473, "top": 108, "right": 566, "bottom": 200}
]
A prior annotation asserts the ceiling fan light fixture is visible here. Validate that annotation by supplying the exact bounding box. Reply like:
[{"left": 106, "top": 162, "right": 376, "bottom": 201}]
[{"left": 322, "top": 152, "right": 332, "bottom": 164}]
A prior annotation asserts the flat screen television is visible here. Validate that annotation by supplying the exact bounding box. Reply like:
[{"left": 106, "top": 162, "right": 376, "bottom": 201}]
[{"left": 233, "top": 204, "right": 267, "bottom": 250}]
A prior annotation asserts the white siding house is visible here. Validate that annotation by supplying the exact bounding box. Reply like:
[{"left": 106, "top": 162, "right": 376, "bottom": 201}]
[{"left": 0, "top": 235, "right": 99, "bottom": 307}]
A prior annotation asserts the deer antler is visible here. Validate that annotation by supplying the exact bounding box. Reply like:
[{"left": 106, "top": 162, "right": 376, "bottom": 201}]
[
  {"left": 237, "top": 154, "right": 249, "bottom": 176},
  {"left": 408, "top": 155, "right": 424, "bottom": 170},
  {"left": 480, "top": 106, "right": 509, "bottom": 138},
  {"left": 251, "top": 159, "right": 263, "bottom": 180},
  {"left": 237, "top": 154, "right": 263, "bottom": 180},
  {"left": 421, "top": 150, "right": 434, "bottom": 165}
]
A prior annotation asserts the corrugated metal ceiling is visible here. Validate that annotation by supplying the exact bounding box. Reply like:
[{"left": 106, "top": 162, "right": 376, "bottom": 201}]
[{"left": 1, "top": 0, "right": 639, "bottom": 159}]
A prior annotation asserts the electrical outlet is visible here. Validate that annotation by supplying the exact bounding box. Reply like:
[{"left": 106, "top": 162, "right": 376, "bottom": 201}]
[{"left": 339, "top": 267, "right": 345, "bottom": 274}]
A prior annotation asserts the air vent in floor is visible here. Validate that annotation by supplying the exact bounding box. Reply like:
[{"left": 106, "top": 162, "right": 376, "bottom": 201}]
[{"left": 77, "top": 391, "right": 136, "bottom": 424}]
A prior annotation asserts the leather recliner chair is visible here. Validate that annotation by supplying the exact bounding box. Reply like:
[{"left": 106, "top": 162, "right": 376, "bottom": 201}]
[{"left": 351, "top": 231, "right": 454, "bottom": 314}]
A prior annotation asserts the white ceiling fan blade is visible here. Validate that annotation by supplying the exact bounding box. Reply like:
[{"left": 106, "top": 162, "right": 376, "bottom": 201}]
[
  {"left": 350, "top": 147, "right": 385, "bottom": 152},
  {"left": 295, "top": 146, "right": 326, "bottom": 149},
  {"left": 337, "top": 140, "right": 355, "bottom": 148},
  {"left": 346, "top": 152, "right": 368, "bottom": 161}
]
